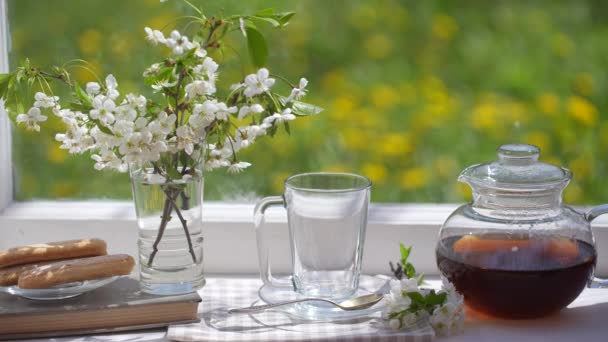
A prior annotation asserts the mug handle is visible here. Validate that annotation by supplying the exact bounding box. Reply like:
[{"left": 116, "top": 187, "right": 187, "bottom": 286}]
[
  {"left": 585, "top": 205, "right": 608, "bottom": 288},
  {"left": 254, "top": 196, "right": 293, "bottom": 289}
]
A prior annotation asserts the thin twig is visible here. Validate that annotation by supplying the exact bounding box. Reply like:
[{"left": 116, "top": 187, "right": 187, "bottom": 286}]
[
  {"left": 148, "top": 191, "right": 176, "bottom": 266},
  {"left": 164, "top": 188, "right": 197, "bottom": 263}
]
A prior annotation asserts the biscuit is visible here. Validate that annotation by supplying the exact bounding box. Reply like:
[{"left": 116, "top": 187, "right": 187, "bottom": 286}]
[
  {"left": 18, "top": 254, "right": 135, "bottom": 289},
  {"left": 0, "top": 239, "right": 107, "bottom": 268},
  {"left": 0, "top": 260, "right": 64, "bottom": 286}
]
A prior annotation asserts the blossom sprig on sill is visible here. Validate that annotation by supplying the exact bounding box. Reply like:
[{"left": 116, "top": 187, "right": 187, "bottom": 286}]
[
  {"left": 384, "top": 245, "right": 464, "bottom": 337},
  {"left": 0, "top": 2, "right": 322, "bottom": 182}
]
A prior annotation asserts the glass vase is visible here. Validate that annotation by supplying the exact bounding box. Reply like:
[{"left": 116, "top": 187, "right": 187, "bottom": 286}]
[{"left": 130, "top": 160, "right": 205, "bottom": 295}]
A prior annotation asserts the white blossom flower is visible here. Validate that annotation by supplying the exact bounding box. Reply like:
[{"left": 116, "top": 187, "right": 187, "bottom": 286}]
[
  {"left": 33, "top": 92, "right": 59, "bottom": 108},
  {"left": 176, "top": 125, "right": 196, "bottom": 155},
  {"left": 429, "top": 301, "right": 464, "bottom": 337},
  {"left": 16, "top": 107, "right": 47, "bottom": 131},
  {"left": 185, "top": 80, "right": 213, "bottom": 98},
  {"left": 90, "top": 97, "right": 116, "bottom": 126},
  {"left": 227, "top": 161, "right": 251, "bottom": 174},
  {"left": 285, "top": 77, "right": 308, "bottom": 102},
  {"left": 104, "top": 74, "right": 120, "bottom": 100},
  {"left": 214, "top": 102, "right": 237, "bottom": 121},
  {"left": 91, "top": 149, "right": 124, "bottom": 171},
  {"left": 165, "top": 30, "right": 194, "bottom": 55},
  {"left": 238, "top": 104, "right": 264, "bottom": 120},
  {"left": 243, "top": 68, "right": 275, "bottom": 97},
  {"left": 230, "top": 83, "right": 243, "bottom": 91},
  {"left": 143, "top": 63, "right": 161, "bottom": 77},
  {"left": 263, "top": 108, "right": 296, "bottom": 125},
  {"left": 202, "top": 57, "right": 219, "bottom": 83},
  {"left": 192, "top": 42, "right": 207, "bottom": 58},
  {"left": 151, "top": 79, "right": 177, "bottom": 92},
  {"left": 112, "top": 120, "right": 134, "bottom": 138},
  {"left": 86, "top": 82, "right": 101, "bottom": 95},
  {"left": 156, "top": 112, "right": 177, "bottom": 135},
  {"left": 126, "top": 93, "right": 147, "bottom": 110},
  {"left": 144, "top": 27, "right": 166, "bottom": 45}
]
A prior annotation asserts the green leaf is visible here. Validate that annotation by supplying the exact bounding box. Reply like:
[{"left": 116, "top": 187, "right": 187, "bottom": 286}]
[
  {"left": 283, "top": 121, "right": 291, "bottom": 135},
  {"left": 406, "top": 291, "right": 426, "bottom": 305},
  {"left": 251, "top": 16, "right": 281, "bottom": 28},
  {"left": 400, "top": 243, "right": 411, "bottom": 264},
  {"left": 0, "top": 73, "right": 11, "bottom": 100},
  {"left": 254, "top": 8, "right": 276, "bottom": 17},
  {"left": 95, "top": 122, "right": 113, "bottom": 135},
  {"left": 279, "top": 97, "right": 323, "bottom": 116},
  {"left": 73, "top": 82, "right": 92, "bottom": 107},
  {"left": 246, "top": 27, "right": 269, "bottom": 67},
  {"left": 166, "top": 165, "right": 182, "bottom": 181},
  {"left": 276, "top": 12, "right": 296, "bottom": 27},
  {"left": 425, "top": 290, "right": 447, "bottom": 307}
]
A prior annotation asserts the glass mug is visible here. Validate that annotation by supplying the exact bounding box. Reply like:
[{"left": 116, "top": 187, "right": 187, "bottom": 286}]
[{"left": 254, "top": 172, "right": 371, "bottom": 301}]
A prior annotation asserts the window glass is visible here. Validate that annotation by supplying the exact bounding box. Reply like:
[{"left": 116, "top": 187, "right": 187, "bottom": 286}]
[{"left": 8, "top": 0, "right": 608, "bottom": 203}]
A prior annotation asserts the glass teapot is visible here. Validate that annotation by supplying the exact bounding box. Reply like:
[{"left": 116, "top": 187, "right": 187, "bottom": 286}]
[{"left": 436, "top": 144, "right": 607, "bottom": 319}]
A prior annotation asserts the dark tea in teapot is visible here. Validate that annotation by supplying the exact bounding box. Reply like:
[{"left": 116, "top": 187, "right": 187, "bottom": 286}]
[{"left": 436, "top": 234, "right": 597, "bottom": 319}]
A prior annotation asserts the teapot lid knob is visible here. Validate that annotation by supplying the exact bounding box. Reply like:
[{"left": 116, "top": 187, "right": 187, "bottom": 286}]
[{"left": 497, "top": 144, "right": 540, "bottom": 165}]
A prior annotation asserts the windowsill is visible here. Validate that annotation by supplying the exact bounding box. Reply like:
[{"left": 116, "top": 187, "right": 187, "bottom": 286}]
[{"left": 2, "top": 201, "right": 608, "bottom": 276}]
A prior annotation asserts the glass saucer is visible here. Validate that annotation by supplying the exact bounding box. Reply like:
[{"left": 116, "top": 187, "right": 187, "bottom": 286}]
[
  {"left": 0, "top": 276, "right": 118, "bottom": 300},
  {"left": 257, "top": 275, "right": 390, "bottom": 322}
]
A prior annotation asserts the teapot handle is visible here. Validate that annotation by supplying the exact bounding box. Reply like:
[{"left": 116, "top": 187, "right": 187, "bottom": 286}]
[{"left": 585, "top": 205, "right": 608, "bottom": 288}]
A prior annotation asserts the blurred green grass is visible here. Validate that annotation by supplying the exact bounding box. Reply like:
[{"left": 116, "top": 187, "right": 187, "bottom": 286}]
[{"left": 8, "top": 0, "right": 608, "bottom": 203}]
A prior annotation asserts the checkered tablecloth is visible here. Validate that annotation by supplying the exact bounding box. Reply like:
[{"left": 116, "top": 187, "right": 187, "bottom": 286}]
[{"left": 167, "top": 277, "right": 434, "bottom": 342}]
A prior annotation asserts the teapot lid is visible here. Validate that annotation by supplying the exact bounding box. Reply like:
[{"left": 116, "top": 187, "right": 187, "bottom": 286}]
[{"left": 459, "top": 144, "right": 572, "bottom": 191}]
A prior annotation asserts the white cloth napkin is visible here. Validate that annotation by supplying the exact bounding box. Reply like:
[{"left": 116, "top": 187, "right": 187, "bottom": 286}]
[{"left": 167, "top": 277, "right": 434, "bottom": 342}]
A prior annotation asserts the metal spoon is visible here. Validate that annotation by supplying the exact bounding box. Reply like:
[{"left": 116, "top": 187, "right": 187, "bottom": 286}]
[{"left": 228, "top": 293, "right": 384, "bottom": 314}]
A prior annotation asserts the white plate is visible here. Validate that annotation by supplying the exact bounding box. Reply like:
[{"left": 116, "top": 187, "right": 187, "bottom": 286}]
[
  {"left": 257, "top": 275, "right": 391, "bottom": 322},
  {"left": 0, "top": 277, "right": 118, "bottom": 300}
]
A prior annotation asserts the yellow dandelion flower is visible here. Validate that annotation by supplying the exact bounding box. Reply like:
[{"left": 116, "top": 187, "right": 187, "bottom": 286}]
[
  {"left": 536, "top": 93, "right": 559, "bottom": 115},
  {"left": 524, "top": 131, "right": 551, "bottom": 153},
  {"left": 377, "top": 133, "right": 413, "bottom": 157},
  {"left": 574, "top": 73, "right": 594, "bottom": 96},
  {"left": 471, "top": 102, "right": 498, "bottom": 130},
  {"left": 362, "top": 163, "right": 387, "bottom": 185},
  {"left": 400, "top": 167, "right": 430, "bottom": 190},
  {"left": 432, "top": 15, "right": 458, "bottom": 41},
  {"left": 552, "top": 33, "right": 573, "bottom": 57},
  {"left": 330, "top": 95, "right": 357, "bottom": 121},
  {"left": 79, "top": 29, "right": 103, "bottom": 56},
  {"left": 370, "top": 85, "right": 399, "bottom": 110},
  {"left": 364, "top": 34, "right": 393, "bottom": 60},
  {"left": 567, "top": 96, "right": 598, "bottom": 126},
  {"left": 47, "top": 144, "right": 67, "bottom": 164}
]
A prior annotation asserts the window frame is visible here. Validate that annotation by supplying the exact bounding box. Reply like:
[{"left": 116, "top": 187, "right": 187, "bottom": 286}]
[{"left": 1, "top": 1, "right": 607, "bottom": 277}]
